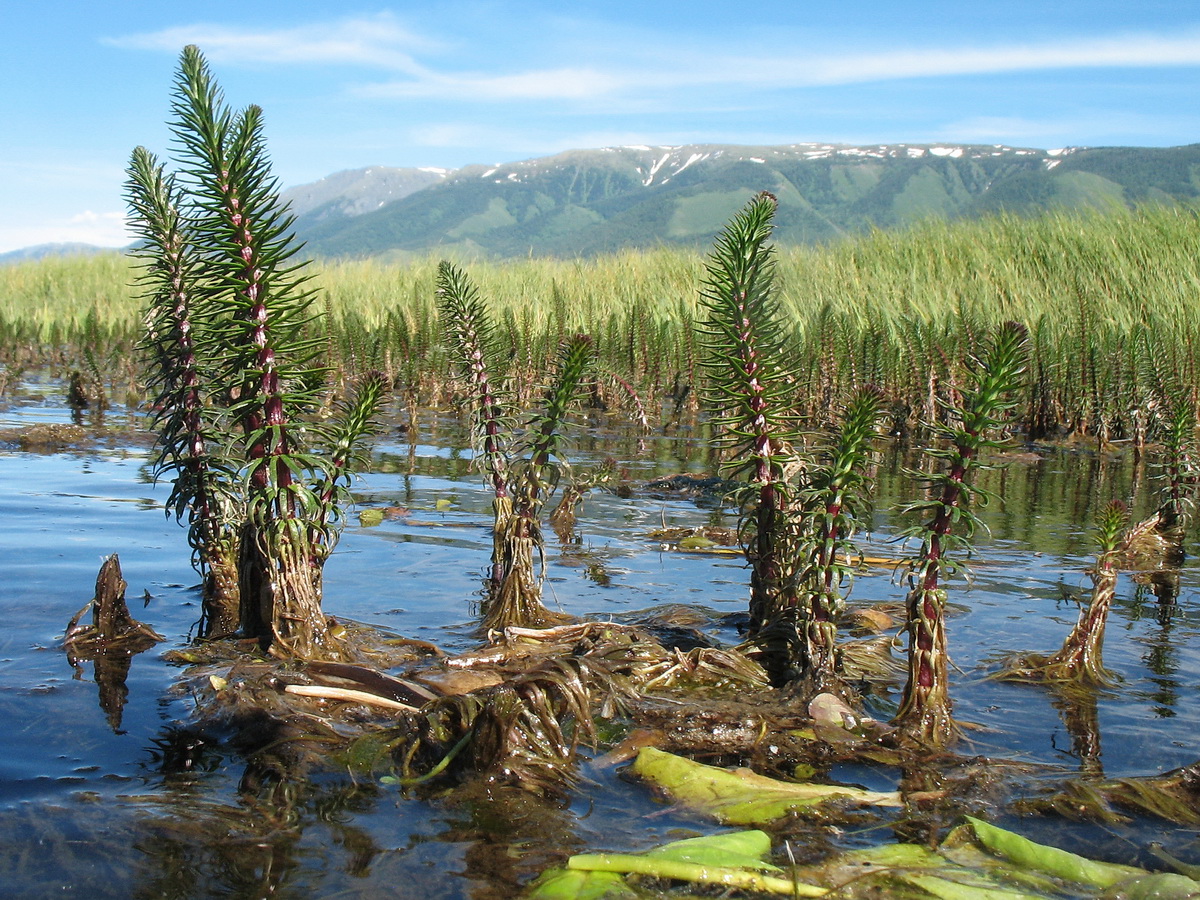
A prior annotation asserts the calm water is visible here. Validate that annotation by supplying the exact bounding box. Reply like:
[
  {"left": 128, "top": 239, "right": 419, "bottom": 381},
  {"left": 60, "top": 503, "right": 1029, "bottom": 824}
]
[{"left": 2, "top": 379, "right": 1199, "bottom": 897}]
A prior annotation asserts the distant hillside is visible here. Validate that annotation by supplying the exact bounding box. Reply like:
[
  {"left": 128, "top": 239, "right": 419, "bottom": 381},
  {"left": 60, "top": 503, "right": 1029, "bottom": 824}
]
[
  {"left": 289, "top": 142, "right": 1200, "bottom": 260},
  {"left": 0, "top": 242, "right": 121, "bottom": 265},
  {"left": 282, "top": 166, "right": 449, "bottom": 223}
]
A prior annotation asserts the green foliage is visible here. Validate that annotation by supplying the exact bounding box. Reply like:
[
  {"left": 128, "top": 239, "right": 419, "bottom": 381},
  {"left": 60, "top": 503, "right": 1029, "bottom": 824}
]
[
  {"left": 965, "top": 817, "right": 1146, "bottom": 890},
  {"left": 895, "top": 321, "right": 1028, "bottom": 744},
  {"left": 125, "top": 46, "right": 386, "bottom": 653},
  {"left": 795, "top": 386, "right": 885, "bottom": 687},
  {"left": 521, "top": 333, "right": 595, "bottom": 488},
  {"left": 436, "top": 262, "right": 595, "bottom": 630},
  {"left": 11, "top": 201, "right": 1200, "bottom": 454},
  {"left": 900, "top": 321, "right": 1030, "bottom": 577},
  {"left": 530, "top": 815, "right": 1198, "bottom": 899},
  {"left": 697, "top": 191, "right": 799, "bottom": 484},
  {"left": 631, "top": 747, "right": 902, "bottom": 825},
  {"left": 436, "top": 260, "right": 511, "bottom": 494},
  {"left": 696, "top": 192, "right": 809, "bottom": 681},
  {"left": 1093, "top": 500, "right": 1131, "bottom": 557}
]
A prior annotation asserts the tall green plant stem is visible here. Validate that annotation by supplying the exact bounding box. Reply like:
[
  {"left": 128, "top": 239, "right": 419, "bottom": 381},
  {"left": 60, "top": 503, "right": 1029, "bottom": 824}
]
[
  {"left": 437, "top": 262, "right": 592, "bottom": 630},
  {"left": 437, "top": 262, "right": 513, "bottom": 598},
  {"left": 126, "top": 146, "right": 243, "bottom": 637},
  {"left": 895, "top": 322, "right": 1028, "bottom": 746},
  {"left": 128, "top": 46, "right": 385, "bottom": 657},
  {"left": 487, "top": 334, "right": 593, "bottom": 631},
  {"left": 170, "top": 47, "right": 331, "bottom": 654},
  {"left": 796, "top": 387, "right": 884, "bottom": 694},
  {"left": 698, "top": 192, "right": 804, "bottom": 684},
  {"left": 1001, "top": 501, "right": 1127, "bottom": 686}
]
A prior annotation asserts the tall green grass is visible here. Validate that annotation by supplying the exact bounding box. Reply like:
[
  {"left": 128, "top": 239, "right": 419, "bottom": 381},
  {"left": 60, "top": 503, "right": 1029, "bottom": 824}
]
[{"left": 3, "top": 203, "right": 1199, "bottom": 444}]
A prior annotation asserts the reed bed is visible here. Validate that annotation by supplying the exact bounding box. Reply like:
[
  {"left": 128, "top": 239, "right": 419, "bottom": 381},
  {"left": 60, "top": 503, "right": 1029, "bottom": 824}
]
[{"left": 4, "top": 202, "right": 1199, "bottom": 444}]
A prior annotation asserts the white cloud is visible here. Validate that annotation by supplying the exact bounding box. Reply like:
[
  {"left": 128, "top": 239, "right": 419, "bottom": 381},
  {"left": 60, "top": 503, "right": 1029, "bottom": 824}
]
[
  {"left": 360, "top": 67, "right": 624, "bottom": 101},
  {"left": 353, "top": 29, "right": 1200, "bottom": 104},
  {"left": 112, "top": 16, "right": 1200, "bottom": 106},
  {"left": 770, "top": 32, "right": 1200, "bottom": 86},
  {"left": 107, "top": 13, "right": 435, "bottom": 76},
  {"left": 942, "top": 111, "right": 1200, "bottom": 145}
]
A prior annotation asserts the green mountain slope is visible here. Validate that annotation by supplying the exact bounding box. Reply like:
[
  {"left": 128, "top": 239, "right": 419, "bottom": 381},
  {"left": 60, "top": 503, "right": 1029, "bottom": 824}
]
[{"left": 292, "top": 143, "right": 1200, "bottom": 259}]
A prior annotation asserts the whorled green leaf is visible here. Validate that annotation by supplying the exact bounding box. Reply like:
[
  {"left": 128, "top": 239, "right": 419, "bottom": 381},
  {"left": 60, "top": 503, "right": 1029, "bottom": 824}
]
[{"left": 631, "top": 746, "right": 901, "bottom": 825}]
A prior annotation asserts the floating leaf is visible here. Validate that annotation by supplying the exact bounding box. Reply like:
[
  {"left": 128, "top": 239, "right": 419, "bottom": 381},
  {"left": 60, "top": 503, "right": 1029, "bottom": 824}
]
[
  {"left": 527, "top": 831, "right": 793, "bottom": 899},
  {"left": 1100, "top": 873, "right": 1200, "bottom": 899},
  {"left": 435, "top": 498, "right": 453, "bottom": 511},
  {"left": 208, "top": 674, "right": 227, "bottom": 691},
  {"left": 567, "top": 852, "right": 824, "bottom": 896},
  {"left": 966, "top": 817, "right": 1146, "bottom": 889},
  {"left": 631, "top": 746, "right": 901, "bottom": 825},
  {"left": 525, "top": 868, "right": 632, "bottom": 900},
  {"left": 898, "top": 872, "right": 1048, "bottom": 898},
  {"left": 529, "top": 830, "right": 827, "bottom": 898},
  {"left": 640, "top": 829, "right": 780, "bottom": 871}
]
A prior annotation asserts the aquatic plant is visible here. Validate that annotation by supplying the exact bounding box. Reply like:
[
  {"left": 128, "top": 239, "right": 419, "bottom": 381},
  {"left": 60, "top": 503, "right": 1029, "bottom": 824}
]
[
  {"left": 999, "top": 500, "right": 1128, "bottom": 687},
  {"left": 12, "top": 200, "right": 1200, "bottom": 444},
  {"left": 697, "top": 191, "right": 807, "bottom": 685},
  {"left": 126, "top": 145, "right": 243, "bottom": 635},
  {"left": 793, "top": 386, "right": 885, "bottom": 696},
  {"left": 894, "top": 321, "right": 1028, "bottom": 746},
  {"left": 126, "top": 46, "right": 385, "bottom": 656},
  {"left": 436, "top": 261, "right": 594, "bottom": 630}
]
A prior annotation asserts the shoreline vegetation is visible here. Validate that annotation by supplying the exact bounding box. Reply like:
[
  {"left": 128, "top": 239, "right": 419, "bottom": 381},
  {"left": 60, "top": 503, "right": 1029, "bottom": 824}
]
[{"left": 4, "top": 201, "right": 1200, "bottom": 446}]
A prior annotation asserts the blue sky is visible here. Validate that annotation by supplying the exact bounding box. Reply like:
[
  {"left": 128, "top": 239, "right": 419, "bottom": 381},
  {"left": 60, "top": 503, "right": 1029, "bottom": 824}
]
[{"left": 4, "top": 1, "right": 1200, "bottom": 252}]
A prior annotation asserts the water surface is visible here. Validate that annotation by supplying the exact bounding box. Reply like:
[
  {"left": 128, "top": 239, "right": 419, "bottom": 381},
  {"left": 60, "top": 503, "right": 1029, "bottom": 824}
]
[{"left": 1, "top": 382, "right": 1198, "bottom": 897}]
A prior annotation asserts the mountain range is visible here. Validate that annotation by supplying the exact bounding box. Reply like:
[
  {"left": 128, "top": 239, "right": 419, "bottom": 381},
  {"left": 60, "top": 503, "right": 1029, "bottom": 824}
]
[
  {"left": 284, "top": 142, "right": 1200, "bottom": 259},
  {"left": 6, "top": 141, "right": 1200, "bottom": 264}
]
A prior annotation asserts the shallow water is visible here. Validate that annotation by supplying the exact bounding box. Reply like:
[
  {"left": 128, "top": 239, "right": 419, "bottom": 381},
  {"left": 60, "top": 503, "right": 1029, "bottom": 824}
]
[{"left": 1, "top": 380, "right": 1199, "bottom": 897}]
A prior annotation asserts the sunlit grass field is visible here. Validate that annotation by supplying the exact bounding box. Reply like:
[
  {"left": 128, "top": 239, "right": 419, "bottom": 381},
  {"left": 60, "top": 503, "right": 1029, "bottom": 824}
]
[{"left": 4, "top": 202, "right": 1199, "bottom": 443}]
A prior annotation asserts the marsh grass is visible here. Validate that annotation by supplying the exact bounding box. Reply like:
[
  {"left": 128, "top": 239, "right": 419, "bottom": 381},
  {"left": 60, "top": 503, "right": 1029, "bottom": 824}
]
[{"left": 5, "top": 203, "right": 1200, "bottom": 445}]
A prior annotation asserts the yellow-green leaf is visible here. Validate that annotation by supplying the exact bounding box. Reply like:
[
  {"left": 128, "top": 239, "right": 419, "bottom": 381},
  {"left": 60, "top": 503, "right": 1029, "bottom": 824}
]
[
  {"left": 967, "top": 817, "right": 1146, "bottom": 889},
  {"left": 632, "top": 746, "right": 901, "bottom": 825}
]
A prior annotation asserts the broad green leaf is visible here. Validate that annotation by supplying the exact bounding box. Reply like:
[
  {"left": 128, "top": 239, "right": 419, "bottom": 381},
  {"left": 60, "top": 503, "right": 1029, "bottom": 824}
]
[
  {"left": 632, "top": 746, "right": 901, "bottom": 825},
  {"left": 358, "top": 508, "right": 384, "bottom": 527},
  {"left": 567, "top": 853, "right": 825, "bottom": 896},
  {"left": 967, "top": 817, "right": 1146, "bottom": 888},
  {"left": 525, "top": 868, "right": 633, "bottom": 900},
  {"left": 1099, "top": 873, "right": 1200, "bottom": 899},
  {"left": 641, "top": 829, "right": 780, "bottom": 871},
  {"left": 899, "top": 872, "right": 1050, "bottom": 899},
  {"left": 526, "top": 830, "right": 791, "bottom": 898}
]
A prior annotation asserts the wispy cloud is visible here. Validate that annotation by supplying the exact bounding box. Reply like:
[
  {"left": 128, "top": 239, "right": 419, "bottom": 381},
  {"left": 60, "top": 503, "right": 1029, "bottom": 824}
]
[
  {"left": 360, "top": 67, "right": 624, "bottom": 101},
  {"left": 942, "top": 110, "right": 1200, "bottom": 145},
  {"left": 107, "top": 13, "right": 435, "bottom": 76},
  {"left": 362, "top": 28, "right": 1200, "bottom": 102},
  {"left": 768, "top": 32, "right": 1200, "bottom": 86},
  {"left": 111, "top": 17, "right": 1200, "bottom": 104}
]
